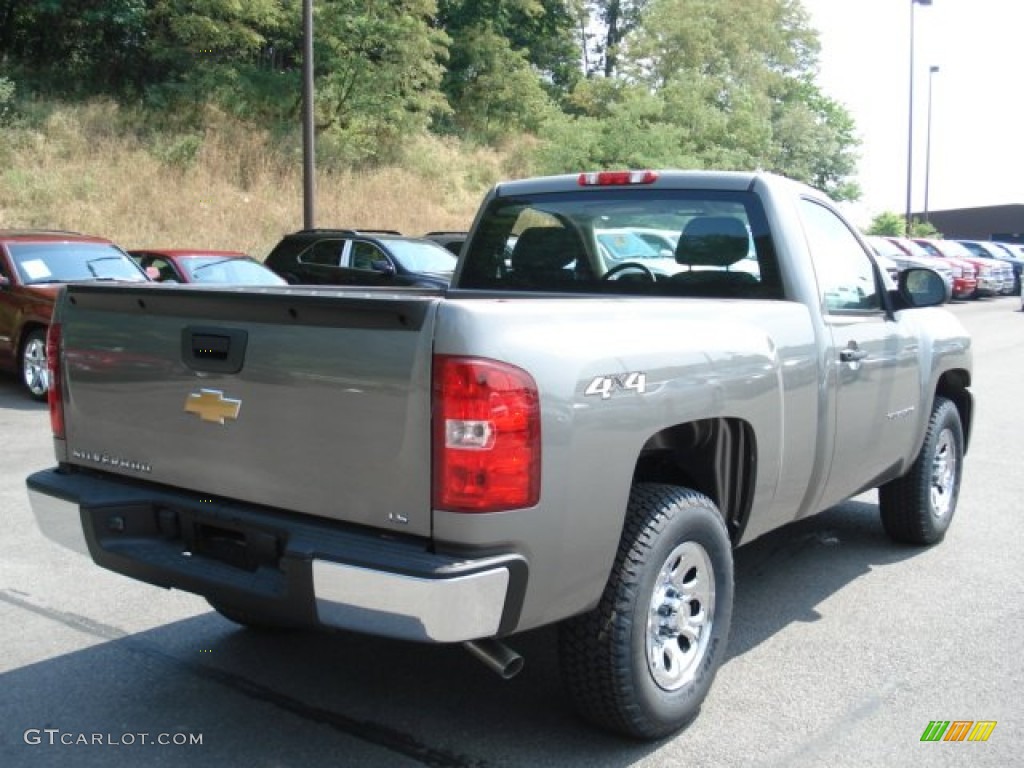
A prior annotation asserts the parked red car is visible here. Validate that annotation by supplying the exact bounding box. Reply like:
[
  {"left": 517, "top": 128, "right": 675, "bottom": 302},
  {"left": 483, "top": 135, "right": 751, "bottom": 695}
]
[
  {"left": 129, "top": 249, "right": 286, "bottom": 285},
  {"left": 886, "top": 236, "right": 976, "bottom": 300},
  {"left": 912, "top": 238, "right": 1004, "bottom": 298},
  {"left": 0, "top": 230, "right": 150, "bottom": 399}
]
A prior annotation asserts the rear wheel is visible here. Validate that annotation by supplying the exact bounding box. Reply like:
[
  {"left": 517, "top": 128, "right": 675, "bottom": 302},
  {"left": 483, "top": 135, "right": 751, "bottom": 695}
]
[
  {"left": 20, "top": 329, "right": 48, "bottom": 401},
  {"left": 559, "top": 484, "right": 734, "bottom": 740},
  {"left": 879, "top": 396, "right": 964, "bottom": 545}
]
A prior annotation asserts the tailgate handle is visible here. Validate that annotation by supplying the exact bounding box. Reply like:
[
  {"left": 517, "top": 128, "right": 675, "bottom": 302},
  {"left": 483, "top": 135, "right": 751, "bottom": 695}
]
[{"left": 182, "top": 326, "right": 248, "bottom": 374}]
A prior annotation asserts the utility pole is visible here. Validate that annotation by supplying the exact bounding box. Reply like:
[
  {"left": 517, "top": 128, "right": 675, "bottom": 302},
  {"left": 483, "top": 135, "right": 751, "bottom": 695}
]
[{"left": 302, "top": 0, "right": 315, "bottom": 229}]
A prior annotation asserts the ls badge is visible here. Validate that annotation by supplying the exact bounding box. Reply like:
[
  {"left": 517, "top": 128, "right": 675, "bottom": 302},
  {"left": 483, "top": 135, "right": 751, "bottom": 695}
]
[{"left": 185, "top": 389, "right": 242, "bottom": 424}]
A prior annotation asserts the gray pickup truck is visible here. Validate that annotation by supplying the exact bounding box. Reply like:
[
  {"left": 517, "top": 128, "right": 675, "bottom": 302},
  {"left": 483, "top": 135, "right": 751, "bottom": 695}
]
[{"left": 27, "top": 170, "right": 973, "bottom": 739}]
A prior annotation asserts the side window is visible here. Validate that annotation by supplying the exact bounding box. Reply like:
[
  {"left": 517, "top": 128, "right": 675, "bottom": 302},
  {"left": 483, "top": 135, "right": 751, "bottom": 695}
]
[
  {"left": 799, "top": 199, "right": 881, "bottom": 312},
  {"left": 149, "top": 257, "right": 178, "bottom": 282},
  {"left": 302, "top": 239, "right": 344, "bottom": 266},
  {"left": 350, "top": 241, "right": 386, "bottom": 271}
]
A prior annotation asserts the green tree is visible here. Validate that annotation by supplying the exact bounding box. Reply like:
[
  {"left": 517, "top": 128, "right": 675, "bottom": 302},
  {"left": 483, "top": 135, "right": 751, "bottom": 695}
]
[
  {"left": 440, "top": 23, "right": 557, "bottom": 142},
  {"left": 313, "top": 0, "right": 450, "bottom": 164},
  {"left": 0, "top": 0, "right": 149, "bottom": 93},
  {"left": 867, "top": 211, "right": 906, "bottom": 236},
  {"left": 436, "top": 0, "right": 580, "bottom": 141},
  {"left": 534, "top": 78, "right": 695, "bottom": 173},
  {"left": 438, "top": 0, "right": 580, "bottom": 90},
  {"left": 595, "top": 0, "right": 861, "bottom": 198},
  {"left": 587, "top": 0, "right": 651, "bottom": 77},
  {"left": 912, "top": 219, "right": 941, "bottom": 238},
  {"left": 869, "top": 212, "right": 940, "bottom": 237}
]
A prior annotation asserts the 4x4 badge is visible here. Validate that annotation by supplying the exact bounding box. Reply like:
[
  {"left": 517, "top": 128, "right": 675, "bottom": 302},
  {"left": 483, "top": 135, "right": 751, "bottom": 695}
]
[{"left": 184, "top": 389, "right": 241, "bottom": 424}]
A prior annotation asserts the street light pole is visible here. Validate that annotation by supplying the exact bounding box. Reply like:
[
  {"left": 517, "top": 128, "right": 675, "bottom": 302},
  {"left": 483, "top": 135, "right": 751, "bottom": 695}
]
[
  {"left": 923, "top": 65, "right": 940, "bottom": 224},
  {"left": 905, "top": 0, "right": 933, "bottom": 236},
  {"left": 302, "top": 0, "right": 315, "bottom": 230}
]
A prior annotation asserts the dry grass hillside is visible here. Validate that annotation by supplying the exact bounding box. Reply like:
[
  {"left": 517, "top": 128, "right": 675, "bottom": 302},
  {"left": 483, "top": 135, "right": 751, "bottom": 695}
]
[{"left": 0, "top": 101, "right": 526, "bottom": 258}]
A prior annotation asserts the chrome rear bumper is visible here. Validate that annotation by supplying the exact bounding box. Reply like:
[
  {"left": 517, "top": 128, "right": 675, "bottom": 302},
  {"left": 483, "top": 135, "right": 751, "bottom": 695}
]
[{"left": 27, "top": 468, "right": 525, "bottom": 643}]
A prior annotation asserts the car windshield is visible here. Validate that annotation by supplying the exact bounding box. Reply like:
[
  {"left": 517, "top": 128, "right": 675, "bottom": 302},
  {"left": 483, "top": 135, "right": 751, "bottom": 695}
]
[
  {"left": 385, "top": 240, "right": 458, "bottom": 274},
  {"left": 183, "top": 256, "right": 286, "bottom": 285},
  {"left": 595, "top": 230, "right": 663, "bottom": 261},
  {"left": 933, "top": 240, "right": 974, "bottom": 259},
  {"left": 894, "top": 239, "right": 931, "bottom": 259},
  {"left": 9, "top": 242, "right": 147, "bottom": 284},
  {"left": 866, "top": 237, "right": 905, "bottom": 259}
]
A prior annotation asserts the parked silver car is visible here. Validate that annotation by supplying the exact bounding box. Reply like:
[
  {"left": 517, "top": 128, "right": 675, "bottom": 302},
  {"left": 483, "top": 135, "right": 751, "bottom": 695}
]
[{"left": 955, "top": 240, "right": 1019, "bottom": 295}]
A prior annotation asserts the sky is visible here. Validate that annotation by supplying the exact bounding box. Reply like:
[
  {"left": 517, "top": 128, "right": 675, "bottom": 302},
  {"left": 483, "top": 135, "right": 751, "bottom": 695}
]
[{"left": 803, "top": 0, "right": 1023, "bottom": 226}]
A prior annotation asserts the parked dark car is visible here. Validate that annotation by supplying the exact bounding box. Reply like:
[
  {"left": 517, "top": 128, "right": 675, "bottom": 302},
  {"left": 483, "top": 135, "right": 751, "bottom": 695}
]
[
  {"left": 422, "top": 231, "right": 468, "bottom": 256},
  {"left": 265, "top": 229, "right": 456, "bottom": 288},
  {"left": 0, "top": 229, "right": 150, "bottom": 399},
  {"left": 130, "top": 249, "right": 286, "bottom": 286}
]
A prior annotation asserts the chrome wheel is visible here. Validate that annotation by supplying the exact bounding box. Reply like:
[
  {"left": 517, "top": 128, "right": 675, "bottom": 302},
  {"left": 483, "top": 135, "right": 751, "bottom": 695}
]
[
  {"left": 646, "top": 540, "right": 715, "bottom": 691},
  {"left": 21, "top": 332, "right": 49, "bottom": 398},
  {"left": 879, "top": 396, "right": 964, "bottom": 546},
  {"left": 930, "top": 428, "right": 957, "bottom": 518},
  {"left": 559, "top": 484, "right": 733, "bottom": 739}
]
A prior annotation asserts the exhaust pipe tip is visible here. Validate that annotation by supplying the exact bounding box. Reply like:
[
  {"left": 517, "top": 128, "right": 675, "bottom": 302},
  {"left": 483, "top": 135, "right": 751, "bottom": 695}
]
[{"left": 463, "top": 638, "right": 524, "bottom": 680}]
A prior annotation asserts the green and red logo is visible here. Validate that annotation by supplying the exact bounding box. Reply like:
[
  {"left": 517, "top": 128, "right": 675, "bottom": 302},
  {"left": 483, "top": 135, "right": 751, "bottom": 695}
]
[{"left": 920, "top": 721, "right": 997, "bottom": 742}]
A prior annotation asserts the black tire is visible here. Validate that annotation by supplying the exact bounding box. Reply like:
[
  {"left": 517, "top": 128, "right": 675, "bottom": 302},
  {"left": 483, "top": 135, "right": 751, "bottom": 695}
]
[
  {"left": 558, "top": 484, "right": 734, "bottom": 740},
  {"left": 20, "top": 328, "right": 49, "bottom": 401},
  {"left": 879, "top": 396, "right": 964, "bottom": 545},
  {"left": 206, "top": 599, "right": 296, "bottom": 631}
]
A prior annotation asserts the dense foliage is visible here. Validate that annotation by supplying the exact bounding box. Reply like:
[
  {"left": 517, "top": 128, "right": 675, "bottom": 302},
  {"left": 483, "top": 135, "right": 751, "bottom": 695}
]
[
  {"left": 0, "top": 0, "right": 861, "bottom": 198},
  {"left": 868, "top": 211, "right": 941, "bottom": 238}
]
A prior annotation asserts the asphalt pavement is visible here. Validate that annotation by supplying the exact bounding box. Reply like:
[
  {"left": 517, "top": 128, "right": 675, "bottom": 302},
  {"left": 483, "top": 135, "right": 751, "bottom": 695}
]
[{"left": 0, "top": 296, "right": 1020, "bottom": 767}]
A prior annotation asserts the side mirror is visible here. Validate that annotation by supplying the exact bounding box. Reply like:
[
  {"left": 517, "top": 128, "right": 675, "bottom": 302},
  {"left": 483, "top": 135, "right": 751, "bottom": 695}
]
[
  {"left": 0, "top": 275, "right": 10, "bottom": 289},
  {"left": 896, "top": 267, "right": 947, "bottom": 308},
  {"left": 371, "top": 259, "right": 396, "bottom": 276}
]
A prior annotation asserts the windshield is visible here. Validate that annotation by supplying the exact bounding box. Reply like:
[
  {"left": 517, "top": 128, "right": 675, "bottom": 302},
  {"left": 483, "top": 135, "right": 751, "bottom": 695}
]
[
  {"left": 865, "top": 237, "right": 905, "bottom": 259},
  {"left": 894, "top": 239, "right": 931, "bottom": 259},
  {"left": 934, "top": 240, "right": 975, "bottom": 260},
  {"left": 385, "top": 240, "right": 457, "bottom": 274},
  {"left": 183, "top": 256, "right": 286, "bottom": 285},
  {"left": 10, "top": 242, "right": 148, "bottom": 284},
  {"left": 595, "top": 230, "right": 663, "bottom": 261}
]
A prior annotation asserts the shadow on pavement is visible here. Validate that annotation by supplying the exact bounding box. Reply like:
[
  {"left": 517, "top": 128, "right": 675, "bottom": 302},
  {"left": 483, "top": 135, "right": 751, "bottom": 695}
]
[{"left": 0, "top": 496, "right": 926, "bottom": 767}]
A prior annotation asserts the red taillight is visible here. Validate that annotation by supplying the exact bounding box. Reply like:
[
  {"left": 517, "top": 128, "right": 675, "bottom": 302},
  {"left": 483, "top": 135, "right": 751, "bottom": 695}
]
[
  {"left": 432, "top": 355, "right": 540, "bottom": 513},
  {"left": 578, "top": 170, "right": 659, "bottom": 186},
  {"left": 46, "top": 322, "right": 65, "bottom": 439}
]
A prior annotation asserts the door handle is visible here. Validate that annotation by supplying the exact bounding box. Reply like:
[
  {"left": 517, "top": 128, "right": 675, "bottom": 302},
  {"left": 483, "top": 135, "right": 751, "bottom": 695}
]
[
  {"left": 840, "top": 345, "right": 869, "bottom": 363},
  {"left": 181, "top": 326, "right": 248, "bottom": 374}
]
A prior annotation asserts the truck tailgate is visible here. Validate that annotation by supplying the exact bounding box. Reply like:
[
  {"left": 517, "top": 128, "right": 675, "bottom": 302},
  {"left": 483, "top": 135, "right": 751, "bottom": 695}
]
[{"left": 56, "top": 285, "right": 439, "bottom": 538}]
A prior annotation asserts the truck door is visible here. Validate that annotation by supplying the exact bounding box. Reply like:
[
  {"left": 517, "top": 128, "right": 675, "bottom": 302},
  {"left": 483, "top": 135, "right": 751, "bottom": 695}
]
[{"left": 798, "top": 199, "right": 921, "bottom": 510}]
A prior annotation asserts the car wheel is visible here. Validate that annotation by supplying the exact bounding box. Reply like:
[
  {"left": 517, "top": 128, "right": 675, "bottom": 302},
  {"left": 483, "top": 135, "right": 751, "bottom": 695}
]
[
  {"left": 558, "top": 483, "right": 733, "bottom": 740},
  {"left": 878, "top": 396, "right": 964, "bottom": 545},
  {"left": 206, "top": 599, "right": 297, "bottom": 631},
  {"left": 20, "top": 328, "right": 49, "bottom": 401}
]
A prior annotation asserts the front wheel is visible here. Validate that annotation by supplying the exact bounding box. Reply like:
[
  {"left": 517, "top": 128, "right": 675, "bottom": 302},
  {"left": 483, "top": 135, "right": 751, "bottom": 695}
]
[
  {"left": 558, "top": 484, "right": 734, "bottom": 740},
  {"left": 879, "top": 396, "right": 964, "bottom": 545},
  {"left": 20, "top": 328, "right": 49, "bottom": 401}
]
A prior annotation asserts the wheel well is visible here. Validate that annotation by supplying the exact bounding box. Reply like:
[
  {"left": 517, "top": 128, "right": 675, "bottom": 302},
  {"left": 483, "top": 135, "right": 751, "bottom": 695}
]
[
  {"left": 634, "top": 418, "right": 756, "bottom": 544},
  {"left": 936, "top": 369, "right": 972, "bottom": 453}
]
